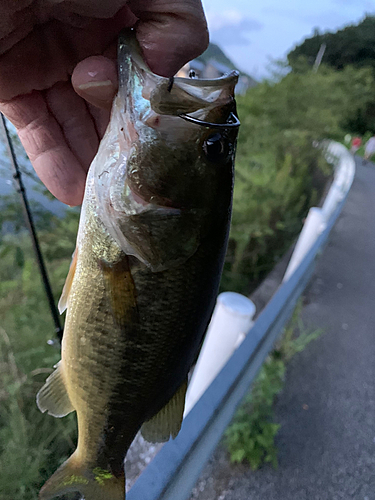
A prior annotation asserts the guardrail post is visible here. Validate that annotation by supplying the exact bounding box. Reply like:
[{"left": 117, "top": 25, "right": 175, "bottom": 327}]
[{"left": 184, "top": 292, "right": 256, "bottom": 415}]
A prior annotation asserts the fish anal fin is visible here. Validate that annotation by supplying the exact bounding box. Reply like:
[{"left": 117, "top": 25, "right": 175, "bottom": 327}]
[
  {"left": 39, "top": 453, "right": 125, "bottom": 500},
  {"left": 100, "top": 257, "right": 138, "bottom": 327},
  {"left": 58, "top": 248, "right": 78, "bottom": 314},
  {"left": 141, "top": 379, "right": 188, "bottom": 443},
  {"left": 36, "top": 361, "right": 74, "bottom": 418}
]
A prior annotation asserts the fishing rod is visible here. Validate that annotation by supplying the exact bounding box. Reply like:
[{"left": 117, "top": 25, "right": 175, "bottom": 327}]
[{"left": 0, "top": 113, "right": 63, "bottom": 343}]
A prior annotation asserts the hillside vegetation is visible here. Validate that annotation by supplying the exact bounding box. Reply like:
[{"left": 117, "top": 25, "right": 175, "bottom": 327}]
[
  {"left": 288, "top": 15, "right": 375, "bottom": 71},
  {"left": 288, "top": 15, "right": 375, "bottom": 134},
  {"left": 224, "top": 63, "right": 374, "bottom": 291},
  {"left": 196, "top": 42, "right": 256, "bottom": 83}
]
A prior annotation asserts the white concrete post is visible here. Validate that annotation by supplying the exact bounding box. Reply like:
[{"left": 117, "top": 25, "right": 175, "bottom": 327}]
[{"left": 184, "top": 292, "right": 256, "bottom": 416}]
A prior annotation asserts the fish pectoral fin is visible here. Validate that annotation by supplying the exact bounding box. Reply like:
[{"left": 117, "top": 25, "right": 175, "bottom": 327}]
[
  {"left": 141, "top": 378, "right": 188, "bottom": 443},
  {"left": 100, "top": 257, "right": 138, "bottom": 328},
  {"left": 39, "top": 453, "right": 125, "bottom": 500},
  {"left": 58, "top": 248, "right": 78, "bottom": 314},
  {"left": 36, "top": 361, "right": 74, "bottom": 418}
]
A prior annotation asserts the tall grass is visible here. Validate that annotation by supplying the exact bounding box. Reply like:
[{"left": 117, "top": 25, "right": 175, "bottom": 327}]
[{"left": 0, "top": 218, "right": 78, "bottom": 500}]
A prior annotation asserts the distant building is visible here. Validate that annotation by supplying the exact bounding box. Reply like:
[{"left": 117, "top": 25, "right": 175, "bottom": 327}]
[
  {"left": 204, "top": 59, "right": 232, "bottom": 79},
  {"left": 176, "top": 60, "right": 206, "bottom": 78}
]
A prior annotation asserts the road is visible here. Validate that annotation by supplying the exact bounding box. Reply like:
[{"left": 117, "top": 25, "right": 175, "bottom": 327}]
[{"left": 190, "top": 158, "right": 375, "bottom": 500}]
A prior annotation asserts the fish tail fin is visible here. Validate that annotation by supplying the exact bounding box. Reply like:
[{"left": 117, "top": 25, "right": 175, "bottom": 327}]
[{"left": 39, "top": 453, "right": 125, "bottom": 500}]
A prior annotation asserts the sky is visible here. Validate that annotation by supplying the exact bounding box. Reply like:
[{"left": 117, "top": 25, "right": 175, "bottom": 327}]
[{"left": 201, "top": 0, "right": 375, "bottom": 79}]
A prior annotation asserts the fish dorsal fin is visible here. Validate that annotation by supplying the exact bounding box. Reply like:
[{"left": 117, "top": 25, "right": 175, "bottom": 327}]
[
  {"left": 36, "top": 361, "right": 74, "bottom": 418},
  {"left": 141, "top": 379, "right": 188, "bottom": 443},
  {"left": 58, "top": 249, "right": 78, "bottom": 314}
]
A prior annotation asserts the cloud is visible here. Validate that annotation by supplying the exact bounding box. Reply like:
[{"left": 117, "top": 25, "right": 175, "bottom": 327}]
[
  {"left": 206, "top": 10, "right": 263, "bottom": 46},
  {"left": 261, "top": 5, "right": 360, "bottom": 32}
]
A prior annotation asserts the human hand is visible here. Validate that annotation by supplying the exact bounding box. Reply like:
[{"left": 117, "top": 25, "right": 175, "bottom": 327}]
[{"left": 0, "top": 0, "right": 208, "bottom": 205}]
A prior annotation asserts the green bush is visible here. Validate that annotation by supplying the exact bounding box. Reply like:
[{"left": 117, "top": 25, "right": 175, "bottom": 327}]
[
  {"left": 222, "top": 63, "right": 375, "bottom": 293},
  {"left": 225, "top": 302, "right": 322, "bottom": 470},
  {"left": 225, "top": 358, "right": 284, "bottom": 469}
]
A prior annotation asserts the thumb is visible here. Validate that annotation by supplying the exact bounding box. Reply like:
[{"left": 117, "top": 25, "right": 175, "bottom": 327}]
[
  {"left": 130, "top": 0, "right": 209, "bottom": 77},
  {"left": 72, "top": 0, "right": 209, "bottom": 104},
  {"left": 72, "top": 55, "right": 118, "bottom": 109}
]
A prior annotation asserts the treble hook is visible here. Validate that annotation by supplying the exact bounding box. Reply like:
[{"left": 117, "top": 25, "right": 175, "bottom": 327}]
[{"left": 179, "top": 111, "right": 241, "bottom": 129}]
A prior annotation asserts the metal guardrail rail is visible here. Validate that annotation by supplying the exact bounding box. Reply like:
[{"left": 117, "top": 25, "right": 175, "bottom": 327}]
[{"left": 127, "top": 144, "right": 354, "bottom": 500}]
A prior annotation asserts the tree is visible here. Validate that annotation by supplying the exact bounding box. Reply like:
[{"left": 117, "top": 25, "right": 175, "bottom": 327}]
[
  {"left": 288, "top": 15, "right": 375, "bottom": 71},
  {"left": 287, "top": 16, "right": 375, "bottom": 133}
]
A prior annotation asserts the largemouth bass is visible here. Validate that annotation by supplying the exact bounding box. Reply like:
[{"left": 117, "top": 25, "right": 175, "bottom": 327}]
[{"left": 37, "top": 31, "right": 239, "bottom": 500}]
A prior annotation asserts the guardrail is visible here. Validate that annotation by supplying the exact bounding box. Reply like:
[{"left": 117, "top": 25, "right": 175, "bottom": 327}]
[
  {"left": 127, "top": 142, "right": 355, "bottom": 500},
  {"left": 283, "top": 141, "right": 355, "bottom": 281}
]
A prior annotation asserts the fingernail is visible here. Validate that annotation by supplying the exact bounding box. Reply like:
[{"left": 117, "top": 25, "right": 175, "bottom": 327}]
[{"left": 77, "top": 80, "right": 114, "bottom": 100}]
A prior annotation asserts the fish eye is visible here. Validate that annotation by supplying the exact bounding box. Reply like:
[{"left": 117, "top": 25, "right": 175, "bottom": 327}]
[{"left": 203, "top": 133, "right": 228, "bottom": 163}]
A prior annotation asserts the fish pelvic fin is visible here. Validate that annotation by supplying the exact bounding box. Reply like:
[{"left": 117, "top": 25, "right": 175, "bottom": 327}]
[
  {"left": 141, "top": 378, "right": 188, "bottom": 443},
  {"left": 39, "top": 453, "right": 125, "bottom": 500},
  {"left": 36, "top": 361, "right": 74, "bottom": 418}
]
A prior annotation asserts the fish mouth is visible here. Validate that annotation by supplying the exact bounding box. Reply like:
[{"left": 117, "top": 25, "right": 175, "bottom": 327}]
[
  {"left": 117, "top": 30, "right": 239, "bottom": 127},
  {"left": 118, "top": 30, "right": 239, "bottom": 89}
]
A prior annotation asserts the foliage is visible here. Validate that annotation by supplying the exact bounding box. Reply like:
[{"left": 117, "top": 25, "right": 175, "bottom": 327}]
[
  {"left": 223, "top": 69, "right": 340, "bottom": 293},
  {"left": 287, "top": 16, "right": 375, "bottom": 134},
  {"left": 0, "top": 209, "right": 79, "bottom": 500},
  {"left": 225, "top": 301, "right": 322, "bottom": 470},
  {"left": 223, "top": 59, "right": 375, "bottom": 293},
  {"left": 225, "top": 358, "right": 284, "bottom": 469},
  {"left": 288, "top": 16, "right": 375, "bottom": 71},
  {"left": 0, "top": 194, "right": 57, "bottom": 234}
]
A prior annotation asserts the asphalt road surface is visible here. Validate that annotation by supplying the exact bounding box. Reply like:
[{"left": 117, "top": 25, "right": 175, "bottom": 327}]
[{"left": 190, "top": 157, "right": 375, "bottom": 500}]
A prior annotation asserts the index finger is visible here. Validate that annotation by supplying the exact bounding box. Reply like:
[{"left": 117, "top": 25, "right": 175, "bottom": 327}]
[{"left": 1, "top": 89, "right": 98, "bottom": 206}]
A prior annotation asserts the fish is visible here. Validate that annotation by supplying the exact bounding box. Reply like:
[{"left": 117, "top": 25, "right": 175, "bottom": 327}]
[{"left": 36, "top": 30, "right": 239, "bottom": 500}]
